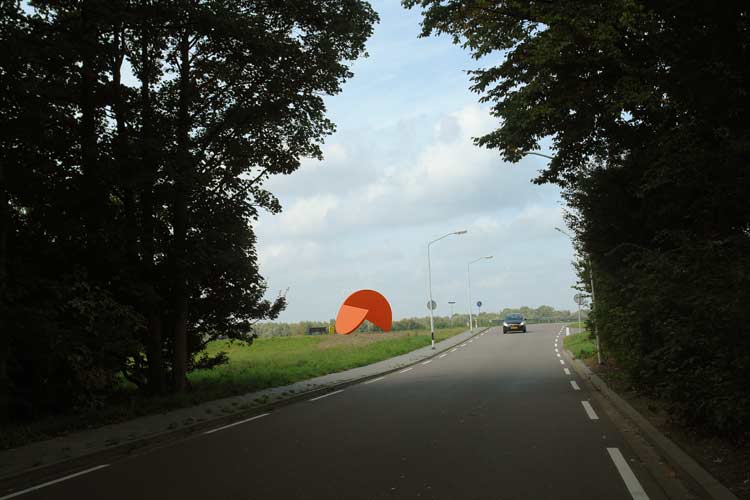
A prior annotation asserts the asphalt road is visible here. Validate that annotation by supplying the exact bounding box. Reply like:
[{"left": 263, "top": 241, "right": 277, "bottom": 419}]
[{"left": 4, "top": 324, "right": 666, "bottom": 500}]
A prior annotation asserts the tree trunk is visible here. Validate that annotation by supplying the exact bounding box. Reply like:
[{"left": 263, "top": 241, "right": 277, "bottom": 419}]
[
  {"left": 0, "top": 158, "right": 9, "bottom": 422},
  {"left": 80, "top": 1, "right": 104, "bottom": 281},
  {"left": 138, "top": 13, "right": 165, "bottom": 395},
  {"left": 111, "top": 29, "right": 138, "bottom": 267},
  {"left": 172, "top": 26, "right": 191, "bottom": 393}
]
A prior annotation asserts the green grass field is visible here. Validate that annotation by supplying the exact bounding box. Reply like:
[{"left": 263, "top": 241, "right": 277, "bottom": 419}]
[
  {"left": 2, "top": 327, "right": 467, "bottom": 449},
  {"left": 563, "top": 330, "right": 598, "bottom": 359},
  {"left": 190, "top": 327, "right": 465, "bottom": 392}
]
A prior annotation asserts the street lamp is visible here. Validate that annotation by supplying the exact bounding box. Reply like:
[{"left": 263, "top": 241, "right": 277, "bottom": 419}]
[
  {"left": 448, "top": 301, "right": 456, "bottom": 327},
  {"left": 428, "top": 230, "right": 467, "bottom": 349},
  {"left": 467, "top": 256, "right": 493, "bottom": 330},
  {"left": 554, "top": 226, "right": 602, "bottom": 365},
  {"left": 522, "top": 151, "right": 555, "bottom": 161}
]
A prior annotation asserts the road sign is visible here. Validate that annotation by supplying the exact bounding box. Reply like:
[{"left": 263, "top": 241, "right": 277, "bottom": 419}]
[
  {"left": 574, "top": 293, "right": 586, "bottom": 305},
  {"left": 476, "top": 301, "right": 482, "bottom": 307},
  {"left": 427, "top": 300, "right": 437, "bottom": 310}
]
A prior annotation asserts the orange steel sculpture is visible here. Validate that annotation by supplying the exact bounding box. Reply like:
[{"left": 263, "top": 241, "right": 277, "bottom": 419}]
[{"left": 335, "top": 290, "right": 392, "bottom": 334}]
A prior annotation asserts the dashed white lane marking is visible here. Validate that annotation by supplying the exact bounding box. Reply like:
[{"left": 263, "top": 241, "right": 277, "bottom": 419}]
[
  {"left": 460, "top": 343, "right": 467, "bottom": 347},
  {"left": 556, "top": 353, "right": 561, "bottom": 358},
  {"left": 560, "top": 359, "right": 565, "bottom": 365},
  {"left": 564, "top": 368, "right": 571, "bottom": 375},
  {"left": 469, "top": 339, "right": 474, "bottom": 343},
  {"left": 0, "top": 465, "right": 111, "bottom": 500},
  {"left": 570, "top": 381, "right": 581, "bottom": 391},
  {"left": 204, "top": 412, "right": 270, "bottom": 434},
  {"left": 421, "top": 360, "right": 432, "bottom": 365},
  {"left": 439, "top": 353, "right": 448, "bottom": 358},
  {"left": 581, "top": 401, "right": 599, "bottom": 420},
  {"left": 399, "top": 367, "right": 413, "bottom": 374},
  {"left": 364, "top": 376, "right": 385, "bottom": 384},
  {"left": 450, "top": 348, "right": 458, "bottom": 352},
  {"left": 607, "top": 448, "right": 651, "bottom": 500},
  {"left": 309, "top": 390, "right": 344, "bottom": 402}
]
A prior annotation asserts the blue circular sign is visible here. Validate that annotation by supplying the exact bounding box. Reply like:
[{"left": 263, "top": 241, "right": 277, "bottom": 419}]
[{"left": 476, "top": 301, "right": 482, "bottom": 307}]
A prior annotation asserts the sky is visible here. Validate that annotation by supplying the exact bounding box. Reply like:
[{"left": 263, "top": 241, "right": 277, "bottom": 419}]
[{"left": 255, "top": 1, "right": 579, "bottom": 322}]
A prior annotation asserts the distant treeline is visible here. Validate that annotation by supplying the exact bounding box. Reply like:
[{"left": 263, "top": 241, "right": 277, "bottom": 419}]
[{"left": 255, "top": 305, "right": 581, "bottom": 337}]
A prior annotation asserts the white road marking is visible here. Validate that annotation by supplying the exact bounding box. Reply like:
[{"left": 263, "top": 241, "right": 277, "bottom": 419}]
[
  {"left": 555, "top": 348, "right": 559, "bottom": 352},
  {"left": 460, "top": 343, "right": 467, "bottom": 347},
  {"left": 450, "top": 348, "right": 458, "bottom": 352},
  {"left": 399, "top": 367, "right": 413, "bottom": 374},
  {"left": 560, "top": 359, "right": 565, "bottom": 365},
  {"left": 204, "top": 413, "right": 270, "bottom": 435},
  {"left": 468, "top": 339, "right": 474, "bottom": 343},
  {"left": 581, "top": 401, "right": 599, "bottom": 420},
  {"left": 309, "top": 390, "right": 344, "bottom": 402},
  {"left": 564, "top": 368, "right": 571, "bottom": 375},
  {"left": 439, "top": 353, "right": 448, "bottom": 358},
  {"left": 421, "top": 360, "right": 432, "bottom": 365},
  {"left": 607, "top": 448, "right": 651, "bottom": 500},
  {"left": 556, "top": 353, "right": 561, "bottom": 358},
  {"left": 364, "top": 377, "right": 385, "bottom": 384},
  {"left": 0, "top": 465, "right": 111, "bottom": 499},
  {"left": 570, "top": 381, "right": 581, "bottom": 391}
]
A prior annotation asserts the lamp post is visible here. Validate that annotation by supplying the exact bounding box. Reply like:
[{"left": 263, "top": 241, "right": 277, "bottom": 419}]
[
  {"left": 428, "top": 230, "right": 467, "bottom": 349},
  {"left": 467, "top": 256, "right": 493, "bottom": 330},
  {"left": 448, "top": 301, "right": 456, "bottom": 327},
  {"left": 554, "top": 226, "right": 602, "bottom": 365}
]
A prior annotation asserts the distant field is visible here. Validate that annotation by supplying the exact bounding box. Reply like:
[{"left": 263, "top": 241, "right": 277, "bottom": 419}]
[{"left": 190, "top": 327, "right": 466, "bottom": 392}]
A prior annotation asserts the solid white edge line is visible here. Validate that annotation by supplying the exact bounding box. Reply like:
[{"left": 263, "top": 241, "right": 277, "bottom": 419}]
[
  {"left": 203, "top": 412, "right": 270, "bottom": 435},
  {"left": 564, "top": 368, "right": 571, "bottom": 375},
  {"left": 309, "top": 389, "right": 344, "bottom": 402},
  {"left": 0, "top": 464, "right": 110, "bottom": 500},
  {"left": 570, "top": 380, "right": 581, "bottom": 391},
  {"left": 607, "top": 447, "right": 651, "bottom": 500},
  {"left": 439, "top": 353, "right": 448, "bottom": 358},
  {"left": 399, "top": 367, "right": 413, "bottom": 374},
  {"left": 581, "top": 400, "right": 599, "bottom": 420},
  {"left": 364, "top": 376, "right": 385, "bottom": 384},
  {"left": 421, "top": 360, "right": 432, "bottom": 365}
]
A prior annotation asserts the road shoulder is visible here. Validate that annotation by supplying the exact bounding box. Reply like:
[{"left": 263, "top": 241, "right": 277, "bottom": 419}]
[{"left": 567, "top": 351, "right": 739, "bottom": 500}]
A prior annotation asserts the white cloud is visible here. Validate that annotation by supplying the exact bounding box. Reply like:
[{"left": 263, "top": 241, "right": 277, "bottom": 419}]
[{"left": 253, "top": 2, "right": 578, "bottom": 321}]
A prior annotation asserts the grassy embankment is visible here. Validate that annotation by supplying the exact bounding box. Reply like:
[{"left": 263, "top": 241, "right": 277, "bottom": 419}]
[
  {"left": 563, "top": 329, "right": 598, "bottom": 359},
  {"left": 3, "top": 327, "right": 466, "bottom": 449},
  {"left": 191, "top": 327, "right": 465, "bottom": 392}
]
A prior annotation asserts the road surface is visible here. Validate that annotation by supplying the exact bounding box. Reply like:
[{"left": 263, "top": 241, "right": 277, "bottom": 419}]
[{"left": 3, "top": 324, "right": 666, "bottom": 499}]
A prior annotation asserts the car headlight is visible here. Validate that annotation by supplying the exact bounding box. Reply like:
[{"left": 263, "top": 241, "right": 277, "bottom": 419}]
[
  {"left": 520, "top": 321, "right": 525, "bottom": 326},
  {"left": 503, "top": 322, "right": 508, "bottom": 327}
]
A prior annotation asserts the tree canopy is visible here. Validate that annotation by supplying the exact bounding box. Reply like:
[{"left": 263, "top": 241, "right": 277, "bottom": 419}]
[
  {"left": 405, "top": 0, "right": 750, "bottom": 436},
  {"left": 0, "top": 0, "right": 377, "bottom": 422}
]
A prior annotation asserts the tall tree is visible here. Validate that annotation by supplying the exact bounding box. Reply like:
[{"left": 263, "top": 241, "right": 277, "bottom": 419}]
[{"left": 405, "top": 0, "right": 750, "bottom": 436}]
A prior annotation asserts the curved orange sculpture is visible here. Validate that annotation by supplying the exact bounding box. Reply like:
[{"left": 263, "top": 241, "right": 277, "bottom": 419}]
[{"left": 335, "top": 289, "right": 392, "bottom": 335}]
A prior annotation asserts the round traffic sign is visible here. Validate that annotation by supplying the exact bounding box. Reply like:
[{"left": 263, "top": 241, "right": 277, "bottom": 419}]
[
  {"left": 476, "top": 301, "right": 482, "bottom": 307},
  {"left": 427, "top": 300, "right": 437, "bottom": 310},
  {"left": 573, "top": 293, "right": 586, "bottom": 305}
]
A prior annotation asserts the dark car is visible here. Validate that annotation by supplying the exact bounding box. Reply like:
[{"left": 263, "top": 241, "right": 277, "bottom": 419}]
[{"left": 502, "top": 313, "right": 527, "bottom": 333}]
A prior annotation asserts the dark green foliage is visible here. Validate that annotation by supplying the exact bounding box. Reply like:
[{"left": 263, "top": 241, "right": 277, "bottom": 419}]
[
  {"left": 0, "top": 1, "right": 376, "bottom": 423},
  {"left": 406, "top": 0, "right": 750, "bottom": 436}
]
